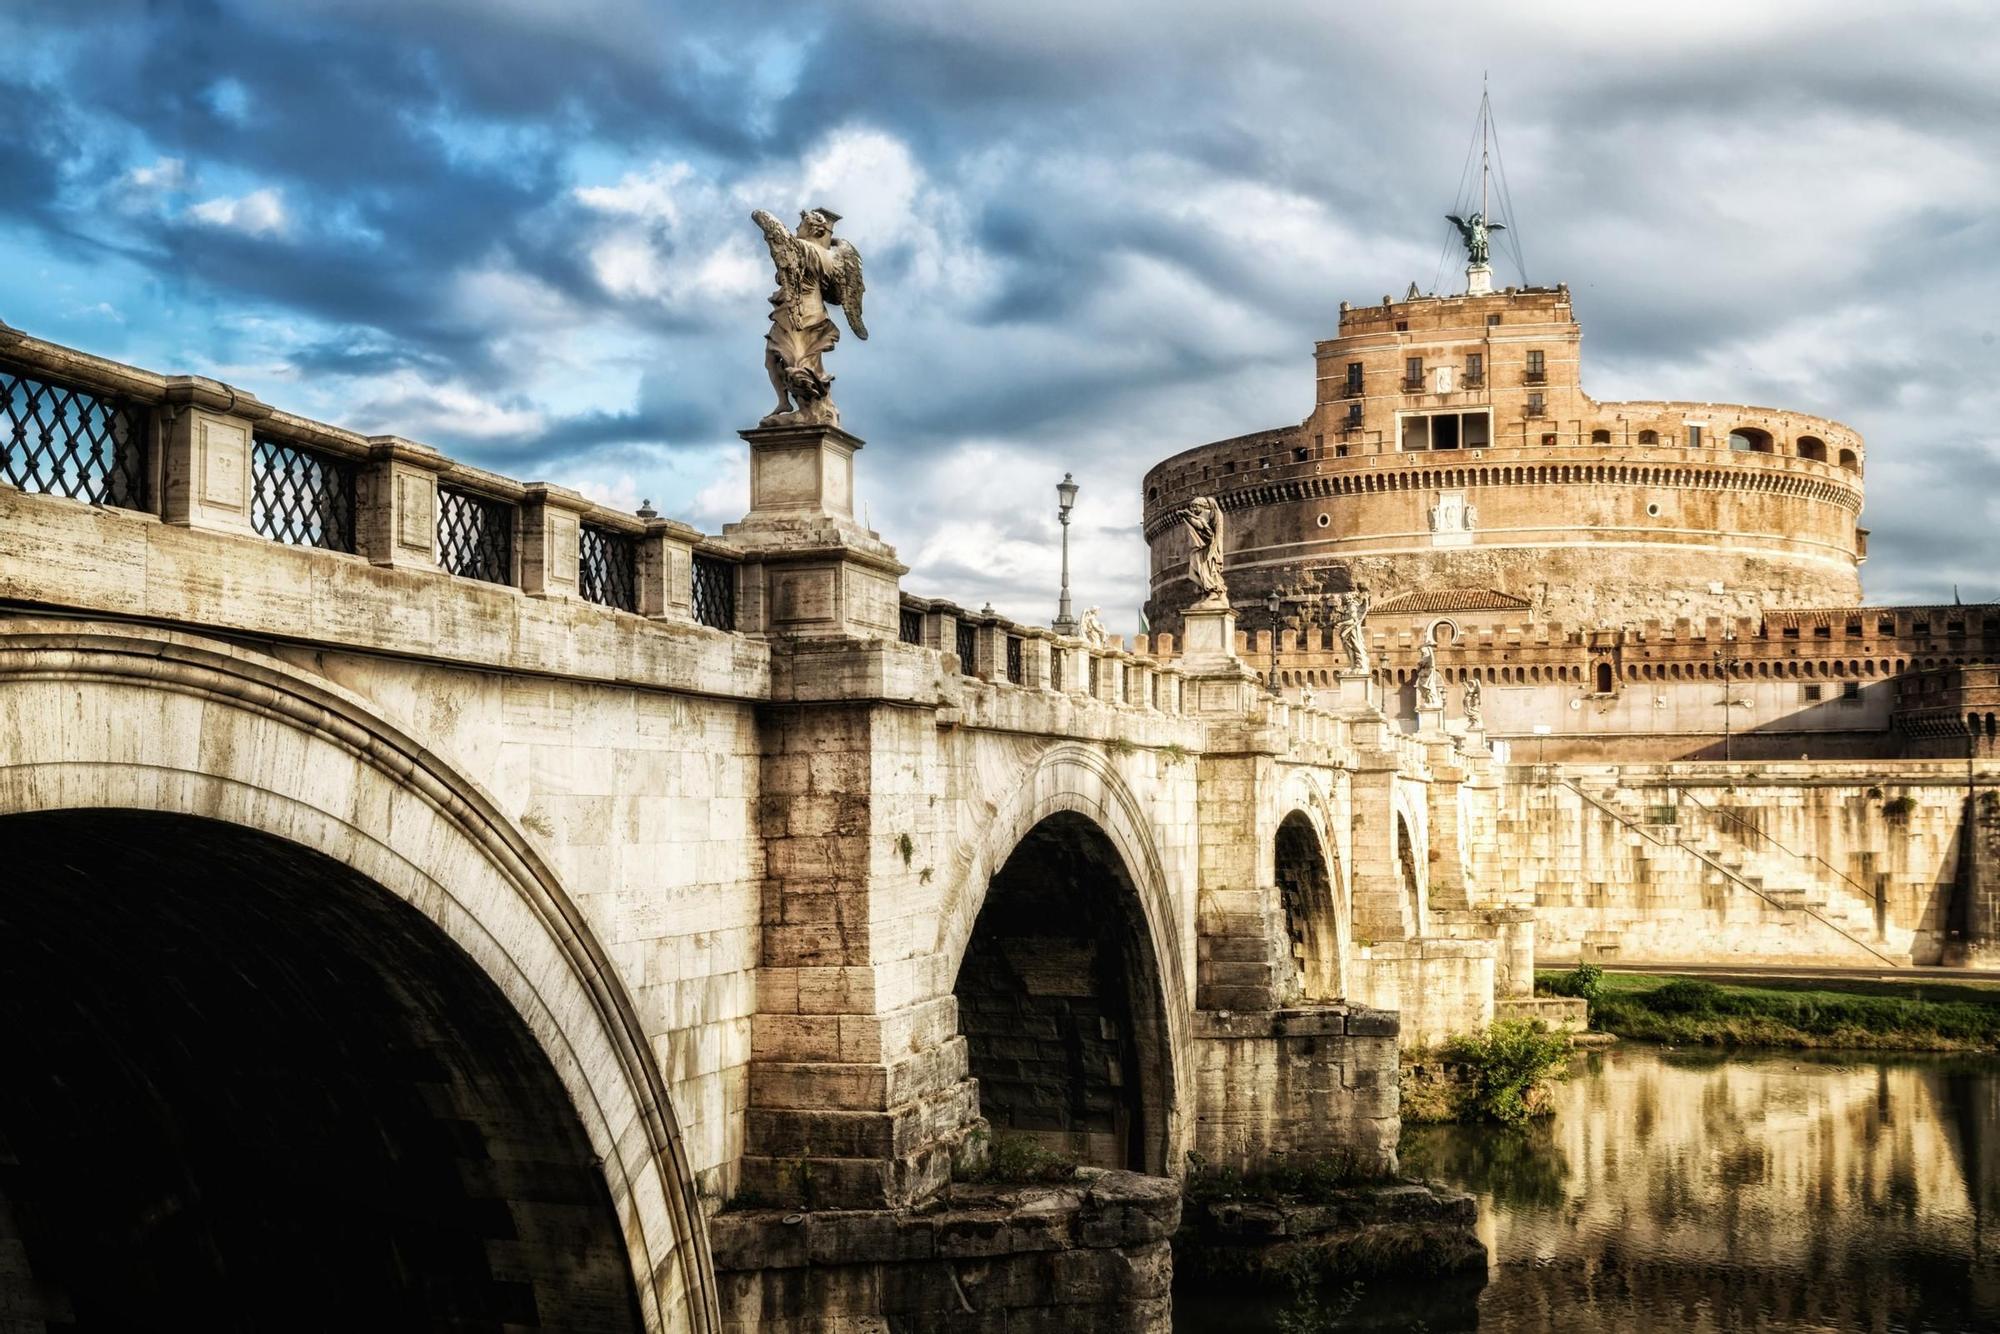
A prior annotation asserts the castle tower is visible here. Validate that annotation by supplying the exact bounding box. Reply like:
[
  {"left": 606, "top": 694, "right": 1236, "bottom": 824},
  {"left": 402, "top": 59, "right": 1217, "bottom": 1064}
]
[{"left": 1141, "top": 282, "right": 1866, "bottom": 635}]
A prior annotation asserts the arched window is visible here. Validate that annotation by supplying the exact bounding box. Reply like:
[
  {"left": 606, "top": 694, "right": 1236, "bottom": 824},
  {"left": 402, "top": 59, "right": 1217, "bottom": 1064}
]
[
  {"left": 1729, "top": 427, "right": 1775, "bottom": 453},
  {"left": 1796, "top": 435, "right": 1827, "bottom": 462},
  {"left": 1838, "top": 448, "right": 1859, "bottom": 471},
  {"left": 1591, "top": 428, "right": 1612, "bottom": 444},
  {"left": 1594, "top": 661, "right": 1614, "bottom": 694},
  {"left": 1637, "top": 429, "right": 1658, "bottom": 445}
]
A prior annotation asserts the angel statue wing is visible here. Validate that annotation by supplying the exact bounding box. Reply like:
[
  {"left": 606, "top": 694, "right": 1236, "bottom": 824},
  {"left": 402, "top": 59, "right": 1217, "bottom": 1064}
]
[{"left": 824, "top": 237, "right": 867, "bottom": 340}]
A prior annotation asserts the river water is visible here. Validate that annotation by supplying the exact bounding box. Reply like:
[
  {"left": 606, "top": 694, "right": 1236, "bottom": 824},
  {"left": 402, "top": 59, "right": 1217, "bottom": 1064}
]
[{"left": 1178, "top": 1045, "right": 2000, "bottom": 1332}]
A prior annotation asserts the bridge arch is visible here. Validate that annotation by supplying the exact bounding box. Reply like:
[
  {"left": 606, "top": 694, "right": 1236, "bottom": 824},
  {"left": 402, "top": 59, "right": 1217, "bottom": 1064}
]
[
  {"left": 0, "top": 622, "right": 716, "bottom": 1332},
  {"left": 1271, "top": 768, "right": 1350, "bottom": 1000},
  {"left": 935, "top": 744, "right": 1190, "bottom": 1175}
]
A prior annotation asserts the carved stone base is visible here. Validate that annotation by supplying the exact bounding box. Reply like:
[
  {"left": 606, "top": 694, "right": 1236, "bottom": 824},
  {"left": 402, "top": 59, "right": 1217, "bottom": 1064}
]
[
  {"left": 1178, "top": 602, "right": 1238, "bottom": 672},
  {"left": 1335, "top": 670, "right": 1375, "bottom": 712},
  {"left": 1417, "top": 704, "right": 1447, "bottom": 734},
  {"left": 725, "top": 423, "right": 906, "bottom": 639},
  {"left": 1466, "top": 263, "right": 1493, "bottom": 296}
]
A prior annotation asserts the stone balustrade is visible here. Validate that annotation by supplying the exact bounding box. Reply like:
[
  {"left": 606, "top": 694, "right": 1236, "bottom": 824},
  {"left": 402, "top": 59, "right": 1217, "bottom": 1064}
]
[{"left": 0, "top": 321, "right": 741, "bottom": 630}]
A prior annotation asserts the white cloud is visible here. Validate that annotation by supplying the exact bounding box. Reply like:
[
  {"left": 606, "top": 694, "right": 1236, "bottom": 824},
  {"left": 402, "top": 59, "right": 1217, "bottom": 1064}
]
[
  {"left": 123, "top": 157, "right": 187, "bottom": 193},
  {"left": 347, "top": 371, "right": 545, "bottom": 442},
  {"left": 187, "top": 188, "right": 289, "bottom": 238}
]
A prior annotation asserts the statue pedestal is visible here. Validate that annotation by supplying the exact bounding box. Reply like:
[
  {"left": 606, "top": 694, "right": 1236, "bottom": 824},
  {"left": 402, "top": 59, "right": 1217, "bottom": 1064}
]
[
  {"left": 1178, "top": 601, "right": 1239, "bottom": 672},
  {"left": 725, "top": 424, "right": 905, "bottom": 639},
  {"left": 1417, "top": 704, "right": 1447, "bottom": 735},
  {"left": 1466, "top": 263, "right": 1493, "bottom": 296},
  {"left": 1179, "top": 601, "right": 1262, "bottom": 714},
  {"left": 1334, "top": 670, "right": 1375, "bottom": 712}
]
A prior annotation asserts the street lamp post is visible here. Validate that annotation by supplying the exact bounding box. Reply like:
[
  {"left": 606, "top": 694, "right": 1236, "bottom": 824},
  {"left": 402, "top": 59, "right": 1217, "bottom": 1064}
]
[
  {"left": 1265, "top": 588, "right": 1284, "bottom": 697},
  {"left": 1714, "top": 635, "right": 1741, "bottom": 762},
  {"left": 1053, "top": 473, "right": 1079, "bottom": 635}
]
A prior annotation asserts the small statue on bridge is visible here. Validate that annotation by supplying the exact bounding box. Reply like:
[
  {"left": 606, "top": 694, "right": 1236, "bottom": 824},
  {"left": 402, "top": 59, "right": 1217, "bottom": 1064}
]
[
  {"left": 1415, "top": 642, "right": 1446, "bottom": 711},
  {"left": 1463, "top": 675, "right": 1484, "bottom": 728},
  {"left": 752, "top": 207, "right": 868, "bottom": 428},
  {"left": 1334, "top": 587, "right": 1372, "bottom": 673},
  {"left": 1079, "top": 606, "right": 1108, "bottom": 647},
  {"left": 1175, "top": 496, "right": 1228, "bottom": 606}
]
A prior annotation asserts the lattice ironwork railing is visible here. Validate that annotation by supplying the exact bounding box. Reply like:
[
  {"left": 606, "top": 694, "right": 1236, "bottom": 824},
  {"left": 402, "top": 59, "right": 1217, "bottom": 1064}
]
[
  {"left": 1051, "top": 650, "right": 1064, "bottom": 692},
  {"left": 956, "top": 621, "right": 977, "bottom": 675},
  {"left": 251, "top": 437, "right": 358, "bottom": 552},
  {"left": 1, "top": 363, "right": 147, "bottom": 508},
  {"left": 579, "top": 524, "right": 637, "bottom": 611},
  {"left": 900, "top": 607, "right": 923, "bottom": 646},
  {"left": 437, "top": 486, "right": 514, "bottom": 585},
  {"left": 692, "top": 553, "right": 735, "bottom": 630},
  {"left": 1088, "top": 655, "right": 1101, "bottom": 695},
  {"left": 1006, "top": 635, "right": 1023, "bottom": 685}
]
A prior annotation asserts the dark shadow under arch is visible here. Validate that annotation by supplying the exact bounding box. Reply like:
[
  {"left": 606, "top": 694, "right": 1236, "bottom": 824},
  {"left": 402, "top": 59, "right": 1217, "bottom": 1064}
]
[
  {"left": 0, "top": 810, "right": 642, "bottom": 1332},
  {"left": 1276, "top": 811, "right": 1342, "bottom": 999},
  {"left": 954, "top": 812, "right": 1172, "bottom": 1174}
]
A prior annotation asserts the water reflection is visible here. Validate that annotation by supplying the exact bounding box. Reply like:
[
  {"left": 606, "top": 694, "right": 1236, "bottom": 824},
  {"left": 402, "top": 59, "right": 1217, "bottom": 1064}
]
[{"left": 1178, "top": 1047, "right": 2000, "bottom": 1332}]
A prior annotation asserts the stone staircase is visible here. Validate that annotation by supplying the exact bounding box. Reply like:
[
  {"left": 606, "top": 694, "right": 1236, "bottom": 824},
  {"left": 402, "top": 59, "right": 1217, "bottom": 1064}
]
[{"left": 1563, "top": 774, "right": 1904, "bottom": 966}]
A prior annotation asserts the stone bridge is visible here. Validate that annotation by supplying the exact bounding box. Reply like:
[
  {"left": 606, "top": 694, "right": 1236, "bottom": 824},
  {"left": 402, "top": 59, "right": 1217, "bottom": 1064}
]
[{"left": 0, "top": 324, "right": 1521, "bottom": 1331}]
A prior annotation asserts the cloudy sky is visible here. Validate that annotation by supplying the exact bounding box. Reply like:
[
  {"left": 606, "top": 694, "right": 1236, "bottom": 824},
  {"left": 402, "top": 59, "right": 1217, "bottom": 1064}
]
[{"left": 3, "top": 1, "right": 1996, "bottom": 632}]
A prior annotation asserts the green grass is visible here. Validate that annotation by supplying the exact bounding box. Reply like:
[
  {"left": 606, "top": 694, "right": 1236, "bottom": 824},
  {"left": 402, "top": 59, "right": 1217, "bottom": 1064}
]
[{"left": 1546, "top": 969, "right": 2000, "bottom": 1051}]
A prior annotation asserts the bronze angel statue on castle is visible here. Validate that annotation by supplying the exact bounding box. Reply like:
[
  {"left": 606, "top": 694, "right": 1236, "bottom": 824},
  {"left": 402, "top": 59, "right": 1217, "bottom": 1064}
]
[{"left": 752, "top": 206, "right": 867, "bottom": 428}]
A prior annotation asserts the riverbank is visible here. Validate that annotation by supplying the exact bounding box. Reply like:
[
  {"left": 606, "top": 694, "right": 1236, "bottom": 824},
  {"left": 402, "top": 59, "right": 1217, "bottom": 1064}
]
[{"left": 1545, "top": 967, "right": 2000, "bottom": 1050}]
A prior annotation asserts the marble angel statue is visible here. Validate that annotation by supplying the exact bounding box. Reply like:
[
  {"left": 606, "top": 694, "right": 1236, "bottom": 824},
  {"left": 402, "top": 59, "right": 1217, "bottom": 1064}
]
[{"left": 752, "top": 206, "right": 867, "bottom": 427}]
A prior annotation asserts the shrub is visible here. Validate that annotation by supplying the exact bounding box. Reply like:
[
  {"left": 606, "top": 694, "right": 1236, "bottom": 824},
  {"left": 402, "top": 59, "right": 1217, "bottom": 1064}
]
[
  {"left": 1647, "top": 978, "right": 1724, "bottom": 1014},
  {"left": 963, "top": 1132, "right": 1077, "bottom": 1184},
  {"left": 1542, "top": 963, "right": 1605, "bottom": 1005},
  {"left": 1439, "top": 1018, "right": 1571, "bottom": 1127},
  {"left": 1883, "top": 795, "right": 1918, "bottom": 820}
]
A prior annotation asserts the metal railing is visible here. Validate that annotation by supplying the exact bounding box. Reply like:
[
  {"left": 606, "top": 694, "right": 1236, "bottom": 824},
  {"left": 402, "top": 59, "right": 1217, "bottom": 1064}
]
[
  {"left": 579, "top": 523, "right": 637, "bottom": 611},
  {"left": 955, "top": 620, "right": 977, "bottom": 675},
  {"left": 899, "top": 606, "right": 923, "bottom": 646},
  {"left": 1, "top": 363, "right": 147, "bottom": 508},
  {"left": 436, "top": 486, "right": 514, "bottom": 584},
  {"left": 251, "top": 436, "right": 357, "bottom": 552},
  {"left": 1006, "top": 635, "right": 1023, "bottom": 685},
  {"left": 691, "top": 553, "right": 735, "bottom": 630}
]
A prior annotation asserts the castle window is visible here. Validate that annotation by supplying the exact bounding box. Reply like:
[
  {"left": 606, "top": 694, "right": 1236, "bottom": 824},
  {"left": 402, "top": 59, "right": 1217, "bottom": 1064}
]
[
  {"left": 1796, "top": 435, "right": 1828, "bottom": 462},
  {"left": 1465, "top": 353, "right": 1483, "bottom": 387},
  {"left": 1594, "top": 661, "right": 1614, "bottom": 694},
  {"left": 1803, "top": 684, "right": 1824, "bottom": 701},
  {"left": 1345, "top": 362, "right": 1363, "bottom": 395},
  {"left": 1404, "top": 356, "right": 1424, "bottom": 391},
  {"left": 1541, "top": 433, "right": 1557, "bottom": 446},
  {"left": 1842, "top": 681, "right": 1862, "bottom": 702},
  {"left": 1344, "top": 403, "right": 1362, "bottom": 429},
  {"left": 1782, "top": 626, "right": 1800, "bottom": 639},
  {"left": 1813, "top": 625, "right": 1831, "bottom": 639},
  {"left": 1839, "top": 448, "right": 1859, "bottom": 470},
  {"left": 1688, "top": 424, "right": 1705, "bottom": 448},
  {"left": 1879, "top": 617, "right": 1896, "bottom": 636},
  {"left": 1525, "top": 391, "right": 1545, "bottom": 418},
  {"left": 1524, "top": 349, "right": 1546, "bottom": 384},
  {"left": 1845, "top": 621, "right": 1862, "bottom": 637},
  {"left": 1486, "top": 313, "right": 1501, "bottom": 326},
  {"left": 1728, "top": 427, "right": 1773, "bottom": 452},
  {"left": 1400, "top": 408, "right": 1491, "bottom": 452},
  {"left": 1949, "top": 621, "right": 1967, "bottom": 637},
  {"left": 1395, "top": 320, "right": 1409, "bottom": 331},
  {"left": 1637, "top": 429, "right": 1658, "bottom": 445},
  {"left": 1591, "top": 428, "right": 1611, "bottom": 444},
  {"left": 1913, "top": 621, "right": 1931, "bottom": 637},
  {"left": 1294, "top": 447, "right": 1310, "bottom": 462},
  {"left": 1335, "top": 444, "right": 1349, "bottom": 457}
]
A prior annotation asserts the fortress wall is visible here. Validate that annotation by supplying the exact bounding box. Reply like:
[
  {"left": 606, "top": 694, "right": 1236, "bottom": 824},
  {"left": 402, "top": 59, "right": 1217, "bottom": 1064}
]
[{"left": 1481, "top": 762, "right": 1984, "bottom": 966}]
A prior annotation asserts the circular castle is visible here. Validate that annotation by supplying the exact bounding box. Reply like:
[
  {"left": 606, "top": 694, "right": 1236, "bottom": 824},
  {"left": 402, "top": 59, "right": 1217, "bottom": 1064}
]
[{"left": 1141, "top": 284, "right": 1866, "bottom": 638}]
